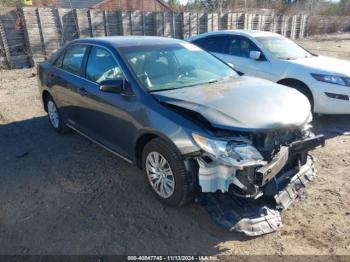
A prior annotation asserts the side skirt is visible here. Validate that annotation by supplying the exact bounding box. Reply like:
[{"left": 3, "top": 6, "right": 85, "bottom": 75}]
[{"left": 66, "top": 124, "right": 133, "bottom": 164}]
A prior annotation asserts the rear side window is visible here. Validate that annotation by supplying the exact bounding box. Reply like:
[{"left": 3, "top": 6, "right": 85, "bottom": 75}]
[
  {"left": 86, "top": 47, "right": 124, "bottom": 84},
  {"left": 62, "top": 45, "right": 88, "bottom": 76},
  {"left": 193, "top": 36, "right": 228, "bottom": 54}
]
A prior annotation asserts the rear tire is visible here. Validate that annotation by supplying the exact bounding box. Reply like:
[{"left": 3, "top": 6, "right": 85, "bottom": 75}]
[
  {"left": 45, "top": 95, "right": 70, "bottom": 134},
  {"left": 142, "top": 138, "right": 194, "bottom": 207}
]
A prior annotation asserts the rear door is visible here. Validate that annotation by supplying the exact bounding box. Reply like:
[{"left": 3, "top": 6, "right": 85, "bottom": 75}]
[{"left": 51, "top": 44, "right": 90, "bottom": 125}]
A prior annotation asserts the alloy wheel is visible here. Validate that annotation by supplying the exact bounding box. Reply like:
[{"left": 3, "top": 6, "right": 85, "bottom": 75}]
[
  {"left": 146, "top": 151, "right": 175, "bottom": 198},
  {"left": 47, "top": 100, "right": 60, "bottom": 129}
]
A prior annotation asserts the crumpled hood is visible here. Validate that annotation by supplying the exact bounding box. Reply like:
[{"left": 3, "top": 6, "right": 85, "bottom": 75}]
[
  {"left": 152, "top": 76, "right": 311, "bottom": 131},
  {"left": 288, "top": 56, "right": 350, "bottom": 76}
]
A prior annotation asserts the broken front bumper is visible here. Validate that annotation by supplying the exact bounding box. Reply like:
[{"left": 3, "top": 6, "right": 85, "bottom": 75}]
[
  {"left": 197, "top": 134, "right": 325, "bottom": 194},
  {"left": 197, "top": 155, "right": 317, "bottom": 236}
]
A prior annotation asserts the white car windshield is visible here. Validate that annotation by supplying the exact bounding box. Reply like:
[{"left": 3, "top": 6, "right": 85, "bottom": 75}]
[
  {"left": 255, "top": 36, "right": 313, "bottom": 60},
  {"left": 120, "top": 43, "right": 238, "bottom": 92}
]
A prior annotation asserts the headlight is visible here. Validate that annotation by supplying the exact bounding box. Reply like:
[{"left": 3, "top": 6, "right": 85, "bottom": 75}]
[
  {"left": 227, "top": 142, "right": 264, "bottom": 161},
  {"left": 192, "top": 133, "right": 263, "bottom": 162},
  {"left": 311, "top": 74, "right": 350, "bottom": 87}
]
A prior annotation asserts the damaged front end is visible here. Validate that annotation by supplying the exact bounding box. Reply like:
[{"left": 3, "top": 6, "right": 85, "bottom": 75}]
[
  {"left": 193, "top": 126, "right": 325, "bottom": 236},
  {"left": 152, "top": 79, "right": 324, "bottom": 236}
]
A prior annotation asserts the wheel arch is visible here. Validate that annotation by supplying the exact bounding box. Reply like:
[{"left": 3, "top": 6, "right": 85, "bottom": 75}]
[
  {"left": 134, "top": 133, "right": 159, "bottom": 168},
  {"left": 42, "top": 90, "right": 51, "bottom": 112},
  {"left": 277, "top": 78, "right": 314, "bottom": 107},
  {"left": 134, "top": 129, "right": 194, "bottom": 169}
]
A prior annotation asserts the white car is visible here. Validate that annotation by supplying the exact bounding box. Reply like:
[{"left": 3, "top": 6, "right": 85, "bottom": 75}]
[{"left": 188, "top": 30, "right": 350, "bottom": 114}]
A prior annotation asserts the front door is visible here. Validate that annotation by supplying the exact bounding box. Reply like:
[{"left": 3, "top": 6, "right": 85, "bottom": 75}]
[
  {"left": 216, "top": 36, "right": 271, "bottom": 79},
  {"left": 74, "top": 46, "right": 138, "bottom": 159}
]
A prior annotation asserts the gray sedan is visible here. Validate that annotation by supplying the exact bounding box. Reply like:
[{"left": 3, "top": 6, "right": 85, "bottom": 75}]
[{"left": 37, "top": 36, "right": 324, "bottom": 235}]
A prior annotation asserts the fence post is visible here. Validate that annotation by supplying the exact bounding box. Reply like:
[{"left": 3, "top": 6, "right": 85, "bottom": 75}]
[
  {"left": 0, "top": 18, "right": 12, "bottom": 68},
  {"left": 207, "top": 13, "right": 211, "bottom": 32},
  {"left": 270, "top": 15, "right": 274, "bottom": 32},
  {"left": 291, "top": 15, "right": 297, "bottom": 40},
  {"left": 104, "top": 10, "right": 110, "bottom": 36},
  {"left": 130, "top": 11, "right": 142, "bottom": 36},
  {"left": 182, "top": 12, "right": 189, "bottom": 38},
  {"left": 163, "top": 12, "right": 172, "bottom": 37},
  {"left": 36, "top": 8, "right": 47, "bottom": 59},
  {"left": 35, "top": 8, "right": 62, "bottom": 57},
  {"left": 90, "top": 9, "right": 107, "bottom": 37},
  {"left": 120, "top": 11, "right": 131, "bottom": 36},
  {"left": 142, "top": 11, "right": 146, "bottom": 36},
  {"left": 19, "top": 7, "right": 33, "bottom": 67},
  {"left": 172, "top": 12, "right": 179, "bottom": 38},
  {"left": 281, "top": 15, "right": 287, "bottom": 36},
  {"left": 54, "top": 8, "right": 64, "bottom": 45},
  {"left": 300, "top": 15, "right": 308, "bottom": 38},
  {"left": 75, "top": 8, "right": 92, "bottom": 38},
  {"left": 245, "top": 14, "right": 253, "bottom": 30},
  {"left": 172, "top": 12, "right": 175, "bottom": 37},
  {"left": 187, "top": 13, "right": 197, "bottom": 36},
  {"left": 213, "top": 13, "right": 218, "bottom": 31},
  {"left": 143, "top": 11, "right": 153, "bottom": 36},
  {"left": 154, "top": 12, "right": 163, "bottom": 36}
]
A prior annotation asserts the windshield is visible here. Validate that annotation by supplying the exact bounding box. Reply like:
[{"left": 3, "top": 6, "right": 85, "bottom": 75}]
[
  {"left": 255, "top": 36, "right": 313, "bottom": 60},
  {"left": 119, "top": 43, "right": 238, "bottom": 92}
]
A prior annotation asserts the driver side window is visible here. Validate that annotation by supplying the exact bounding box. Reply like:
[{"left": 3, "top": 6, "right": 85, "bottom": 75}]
[
  {"left": 228, "top": 36, "right": 260, "bottom": 58},
  {"left": 86, "top": 47, "right": 123, "bottom": 84}
]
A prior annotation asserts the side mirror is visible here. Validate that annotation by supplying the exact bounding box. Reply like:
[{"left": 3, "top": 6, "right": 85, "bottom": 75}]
[
  {"left": 249, "top": 51, "right": 261, "bottom": 60},
  {"left": 99, "top": 79, "right": 123, "bottom": 93},
  {"left": 227, "top": 62, "right": 235, "bottom": 69}
]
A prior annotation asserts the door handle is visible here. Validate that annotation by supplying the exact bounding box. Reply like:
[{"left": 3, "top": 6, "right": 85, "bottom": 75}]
[{"left": 79, "top": 87, "right": 87, "bottom": 96}]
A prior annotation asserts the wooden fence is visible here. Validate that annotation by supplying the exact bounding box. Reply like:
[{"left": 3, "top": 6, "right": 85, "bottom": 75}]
[
  {"left": 0, "top": 8, "right": 29, "bottom": 69},
  {"left": 308, "top": 15, "right": 350, "bottom": 35},
  {"left": 0, "top": 7, "right": 309, "bottom": 69}
]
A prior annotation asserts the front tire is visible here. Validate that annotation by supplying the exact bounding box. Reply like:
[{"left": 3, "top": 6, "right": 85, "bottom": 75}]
[
  {"left": 45, "top": 95, "right": 70, "bottom": 134},
  {"left": 142, "top": 138, "right": 194, "bottom": 207}
]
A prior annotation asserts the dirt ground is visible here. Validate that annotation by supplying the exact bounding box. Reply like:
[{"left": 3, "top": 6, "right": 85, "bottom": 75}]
[{"left": 0, "top": 34, "right": 350, "bottom": 256}]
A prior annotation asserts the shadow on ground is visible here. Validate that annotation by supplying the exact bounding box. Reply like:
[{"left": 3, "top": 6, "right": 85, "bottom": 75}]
[
  {"left": 313, "top": 114, "right": 350, "bottom": 139},
  {"left": 0, "top": 116, "right": 251, "bottom": 255}
]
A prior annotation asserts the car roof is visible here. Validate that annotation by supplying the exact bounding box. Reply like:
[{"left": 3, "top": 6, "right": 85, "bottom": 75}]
[
  {"left": 187, "top": 30, "right": 281, "bottom": 41},
  {"left": 70, "top": 36, "right": 184, "bottom": 48}
]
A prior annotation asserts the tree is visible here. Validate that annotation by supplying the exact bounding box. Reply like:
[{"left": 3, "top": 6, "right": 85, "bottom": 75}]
[
  {"left": 0, "top": 0, "right": 22, "bottom": 7},
  {"left": 0, "top": 0, "right": 57, "bottom": 7},
  {"left": 338, "top": 0, "right": 350, "bottom": 15}
]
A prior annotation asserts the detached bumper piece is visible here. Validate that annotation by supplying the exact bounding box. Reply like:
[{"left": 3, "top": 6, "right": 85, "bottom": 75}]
[
  {"left": 197, "top": 155, "right": 316, "bottom": 237},
  {"left": 197, "top": 194, "right": 282, "bottom": 236},
  {"left": 289, "top": 135, "right": 325, "bottom": 155},
  {"left": 275, "top": 156, "right": 316, "bottom": 209}
]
